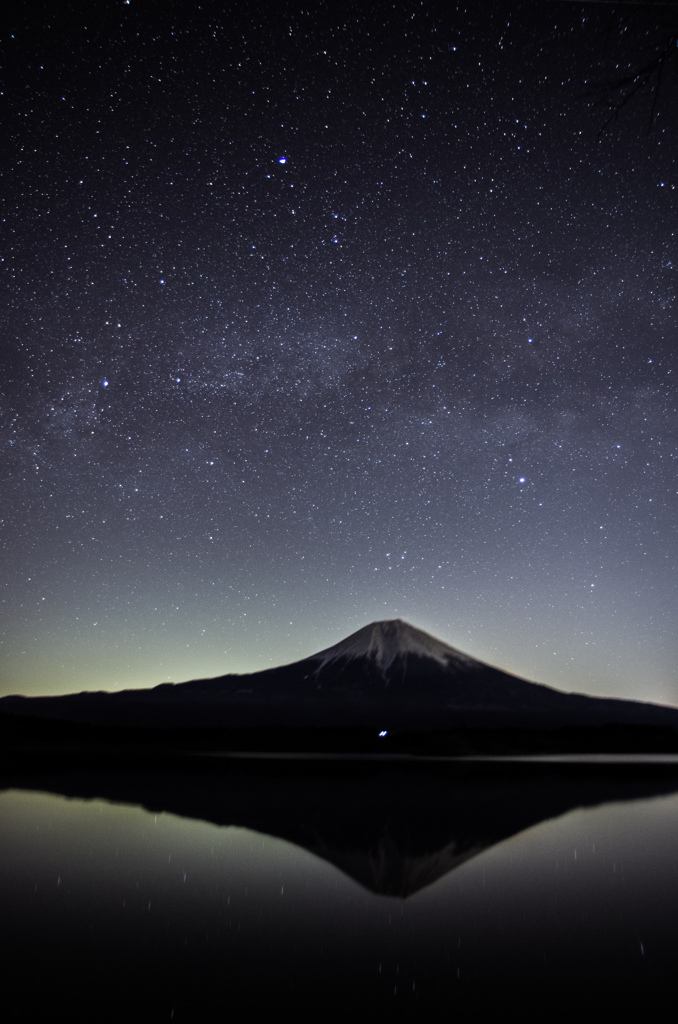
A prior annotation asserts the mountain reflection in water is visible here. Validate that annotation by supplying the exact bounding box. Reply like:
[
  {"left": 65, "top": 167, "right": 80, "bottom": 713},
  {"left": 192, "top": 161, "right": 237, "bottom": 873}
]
[
  {"left": 2, "top": 757, "right": 678, "bottom": 1016},
  {"left": 4, "top": 756, "right": 678, "bottom": 897}
]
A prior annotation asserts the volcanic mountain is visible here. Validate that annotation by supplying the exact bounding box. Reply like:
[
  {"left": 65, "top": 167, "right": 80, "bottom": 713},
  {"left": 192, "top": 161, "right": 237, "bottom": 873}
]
[{"left": 2, "top": 619, "right": 678, "bottom": 753}]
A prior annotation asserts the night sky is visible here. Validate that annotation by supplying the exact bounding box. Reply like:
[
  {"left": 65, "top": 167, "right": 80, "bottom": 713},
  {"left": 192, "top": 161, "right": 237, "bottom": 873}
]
[{"left": 2, "top": 0, "right": 676, "bottom": 701}]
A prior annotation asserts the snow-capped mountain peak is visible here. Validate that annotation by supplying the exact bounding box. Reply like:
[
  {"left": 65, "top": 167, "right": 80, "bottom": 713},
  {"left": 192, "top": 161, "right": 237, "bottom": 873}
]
[{"left": 309, "top": 619, "right": 477, "bottom": 676}]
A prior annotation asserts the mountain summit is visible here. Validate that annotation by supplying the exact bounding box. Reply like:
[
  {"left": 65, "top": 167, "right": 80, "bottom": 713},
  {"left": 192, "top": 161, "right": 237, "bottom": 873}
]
[{"left": 310, "top": 619, "right": 476, "bottom": 677}]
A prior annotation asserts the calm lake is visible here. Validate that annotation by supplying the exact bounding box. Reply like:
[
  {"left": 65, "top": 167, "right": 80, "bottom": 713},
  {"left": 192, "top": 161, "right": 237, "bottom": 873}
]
[{"left": 2, "top": 756, "right": 678, "bottom": 1018}]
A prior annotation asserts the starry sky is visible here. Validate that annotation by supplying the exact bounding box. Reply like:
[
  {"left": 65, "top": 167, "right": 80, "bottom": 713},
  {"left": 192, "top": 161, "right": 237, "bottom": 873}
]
[{"left": 2, "top": 0, "right": 676, "bottom": 702}]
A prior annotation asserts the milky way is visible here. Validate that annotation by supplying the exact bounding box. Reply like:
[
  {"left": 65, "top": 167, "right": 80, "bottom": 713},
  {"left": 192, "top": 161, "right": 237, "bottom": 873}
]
[{"left": 2, "top": 0, "right": 676, "bottom": 700}]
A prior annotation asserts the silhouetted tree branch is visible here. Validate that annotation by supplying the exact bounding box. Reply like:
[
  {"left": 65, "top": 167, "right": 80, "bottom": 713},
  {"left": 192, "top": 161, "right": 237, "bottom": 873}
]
[{"left": 590, "top": 0, "right": 678, "bottom": 134}]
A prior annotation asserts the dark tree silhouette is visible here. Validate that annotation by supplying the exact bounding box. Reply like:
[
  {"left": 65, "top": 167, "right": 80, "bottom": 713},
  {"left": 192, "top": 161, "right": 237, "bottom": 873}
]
[{"left": 585, "top": 0, "right": 678, "bottom": 134}]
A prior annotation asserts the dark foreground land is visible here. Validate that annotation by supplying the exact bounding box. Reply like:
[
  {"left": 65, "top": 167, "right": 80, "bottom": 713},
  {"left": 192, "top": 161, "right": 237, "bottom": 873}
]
[{"left": 3, "top": 708, "right": 678, "bottom": 761}]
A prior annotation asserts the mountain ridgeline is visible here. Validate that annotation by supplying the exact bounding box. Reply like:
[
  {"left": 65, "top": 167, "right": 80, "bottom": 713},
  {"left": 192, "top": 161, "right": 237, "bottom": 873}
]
[{"left": 2, "top": 620, "right": 678, "bottom": 755}]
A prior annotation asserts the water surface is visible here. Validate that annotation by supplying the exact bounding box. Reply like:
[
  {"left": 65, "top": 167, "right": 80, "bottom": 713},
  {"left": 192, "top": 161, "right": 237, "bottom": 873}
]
[{"left": 2, "top": 758, "right": 678, "bottom": 1017}]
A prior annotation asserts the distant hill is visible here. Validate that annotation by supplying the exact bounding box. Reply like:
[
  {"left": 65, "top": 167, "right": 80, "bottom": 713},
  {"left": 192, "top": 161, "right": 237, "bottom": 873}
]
[{"left": 2, "top": 619, "right": 678, "bottom": 754}]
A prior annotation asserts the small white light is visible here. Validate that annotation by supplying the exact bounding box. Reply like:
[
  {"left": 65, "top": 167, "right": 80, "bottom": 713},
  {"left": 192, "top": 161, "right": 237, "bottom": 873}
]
[{"left": 379, "top": 730, "right": 387, "bottom": 737}]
